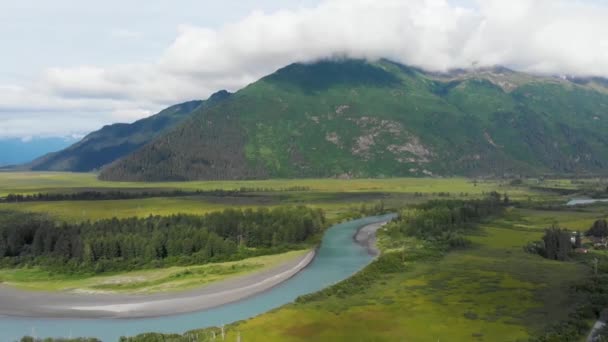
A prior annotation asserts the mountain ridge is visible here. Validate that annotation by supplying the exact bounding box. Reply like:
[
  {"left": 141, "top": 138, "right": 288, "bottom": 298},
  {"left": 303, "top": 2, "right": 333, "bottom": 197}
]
[
  {"left": 24, "top": 90, "right": 232, "bottom": 173},
  {"left": 90, "top": 59, "right": 608, "bottom": 181}
]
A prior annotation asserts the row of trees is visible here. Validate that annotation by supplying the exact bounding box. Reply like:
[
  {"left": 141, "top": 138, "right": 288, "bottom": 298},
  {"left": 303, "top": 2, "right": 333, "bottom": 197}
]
[
  {"left": 2, "top": 190, "right": 231, "bottom": 202},
  {"left": 0, "top": 206, "right": 325, "bottom": 273},
  {"left": 20, "top": 337, "right": 100, "bottom": 342},
  {"left": 0, "top": 186, "right": 312, "bottom": 203}
]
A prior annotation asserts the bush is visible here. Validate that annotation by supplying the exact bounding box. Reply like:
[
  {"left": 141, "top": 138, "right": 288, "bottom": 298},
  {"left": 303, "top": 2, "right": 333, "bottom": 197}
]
[{"left": 587, "top": 220, "right": 608, "bottom": 238}]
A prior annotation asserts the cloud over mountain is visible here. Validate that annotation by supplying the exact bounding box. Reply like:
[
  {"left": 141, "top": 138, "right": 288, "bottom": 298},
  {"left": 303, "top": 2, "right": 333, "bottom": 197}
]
[{"left": 1, "top": 0, "right": 607, "bottom": 138}]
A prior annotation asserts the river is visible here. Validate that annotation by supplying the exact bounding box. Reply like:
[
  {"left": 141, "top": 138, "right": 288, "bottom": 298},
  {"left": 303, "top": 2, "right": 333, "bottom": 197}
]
[
  {"left": 567, "top": 198, "right": 608, "bottom": 206},
  {"left": 0, "top": 213, "right": 396, "bottom": 342}
]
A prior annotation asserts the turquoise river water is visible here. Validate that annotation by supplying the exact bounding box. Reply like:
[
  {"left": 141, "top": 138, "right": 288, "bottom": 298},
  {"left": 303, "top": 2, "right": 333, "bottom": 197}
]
[{"left": 0, "top": 214, "right": 395, "bottom": 342}]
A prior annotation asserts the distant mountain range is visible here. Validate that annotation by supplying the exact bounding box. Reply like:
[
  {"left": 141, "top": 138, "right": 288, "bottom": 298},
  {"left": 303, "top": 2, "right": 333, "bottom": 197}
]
[
  {"left": 23, "top": 91, "right": 231, "bottom": 172},
  {"left": 0, "top": 137, "right": 77, "bottom": 167},
  {"left": 24, "top": 59, "right": 608, "bottom": 180}
]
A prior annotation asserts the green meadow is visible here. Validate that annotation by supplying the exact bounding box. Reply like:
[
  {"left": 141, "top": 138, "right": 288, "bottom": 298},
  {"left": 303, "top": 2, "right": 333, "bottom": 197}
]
[{"left": 178, "top": 205, "right": 606, "bottom": 342}]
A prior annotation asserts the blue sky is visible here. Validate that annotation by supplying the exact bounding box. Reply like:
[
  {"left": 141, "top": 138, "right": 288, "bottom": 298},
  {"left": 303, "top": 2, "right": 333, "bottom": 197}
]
[
  {"left": 1, "top": 0, "right": 607, "bottom": 139},
  {"left": 0, "top": 1, "right": 320, "bottom": 81}
]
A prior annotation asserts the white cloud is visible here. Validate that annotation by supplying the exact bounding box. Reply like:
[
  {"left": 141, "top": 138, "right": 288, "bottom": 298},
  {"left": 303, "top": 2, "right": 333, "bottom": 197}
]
[
  {"left": 158, "top": 0, "right": 608, "bottom": 76},
  {"left": 1, "top": 0, "right": 608, "bottom": 138}
]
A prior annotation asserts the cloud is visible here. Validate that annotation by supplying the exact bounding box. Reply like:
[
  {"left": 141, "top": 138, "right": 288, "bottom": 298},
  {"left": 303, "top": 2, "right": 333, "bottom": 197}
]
[
  {"left": 1, "top": 0, "right": 608, "bottom": 138},
  {"left": 157, "top": 0, "right": 608, "bottom": 76}
]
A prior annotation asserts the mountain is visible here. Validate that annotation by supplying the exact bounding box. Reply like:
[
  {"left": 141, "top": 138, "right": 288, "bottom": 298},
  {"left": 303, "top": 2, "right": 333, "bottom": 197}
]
[
  {"left": 99, "top": 59, "right": 608, "bottom": 181},
  {"left": 27, "top": 91, "right": 230, "bottom": 172},
  {"left": 0, "top": 137, "right": 77, "bottom": 167},
  {"left": 565, "top": 76, "right": 608, "bottom": 94}
]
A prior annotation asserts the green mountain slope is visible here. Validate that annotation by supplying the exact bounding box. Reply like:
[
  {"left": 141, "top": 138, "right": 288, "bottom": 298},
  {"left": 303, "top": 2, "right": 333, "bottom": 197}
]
[
  {"left": 99, "top": 59, "right": 608, "bottom": 181},
  {"left": 28, "top": 91, "right": 231, "bottom": 172}
]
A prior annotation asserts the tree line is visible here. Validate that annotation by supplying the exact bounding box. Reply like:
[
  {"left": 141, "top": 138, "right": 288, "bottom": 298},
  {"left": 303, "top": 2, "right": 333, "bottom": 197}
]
[
  {"left": 0, "top": 186, "right": 311, "bottom": 203},
  {"left": 0, "top": 206, "right": 324, "bottom": 273},
  {"left": 393, "top": 192, "right": 507, "bottom": 248},
  {"left": 20, "top": 338, "right": 100, "bottom": 342}
]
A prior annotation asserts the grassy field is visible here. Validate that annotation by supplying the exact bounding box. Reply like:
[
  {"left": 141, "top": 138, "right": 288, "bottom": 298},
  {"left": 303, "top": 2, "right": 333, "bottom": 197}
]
[
  {"left": 194, "top": 206, "right": 607, "bottom": 342},
  {"left": 0, "top": 250, "right": 309, "bottom": 294},
  {"left": 0, "top": 172, "right": 555, "bottom": 223},
  {"left": 0, "top": 192, "right": 406, "bottom": 221},
  {"left": 0, "top": 172, "right": 525, "bottom": 195},
  {"left": 0, "top": 196, "right": 271, "bottom": 222}
]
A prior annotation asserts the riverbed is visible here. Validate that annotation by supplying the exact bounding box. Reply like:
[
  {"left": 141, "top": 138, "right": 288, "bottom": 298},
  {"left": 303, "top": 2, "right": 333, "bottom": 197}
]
[{"left": 0, "top": 250, "right": 315, "bottom": 319}]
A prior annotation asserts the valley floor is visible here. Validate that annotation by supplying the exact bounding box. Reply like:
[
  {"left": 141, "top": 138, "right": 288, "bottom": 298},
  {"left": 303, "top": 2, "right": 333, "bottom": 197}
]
[
  {"left": 2, "top": 172, "right": 607, "bottom": 341},
  {"left": 0, "top": 172, "right": 540, "bottom": 222}
]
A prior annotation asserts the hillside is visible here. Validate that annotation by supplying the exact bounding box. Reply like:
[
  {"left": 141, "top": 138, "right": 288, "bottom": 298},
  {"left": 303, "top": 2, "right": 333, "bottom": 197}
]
[
  {"left": 26, "top": 91, "right": 230, "bottom": 172},
  {"left": 99, "top": 59, "right": 608, "bottom": 181}
]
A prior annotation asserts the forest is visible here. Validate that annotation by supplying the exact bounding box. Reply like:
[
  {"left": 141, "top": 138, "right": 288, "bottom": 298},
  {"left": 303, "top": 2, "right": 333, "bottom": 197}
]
[{"left": 0, "top": 206, "right": 325, "bottom": 273}]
